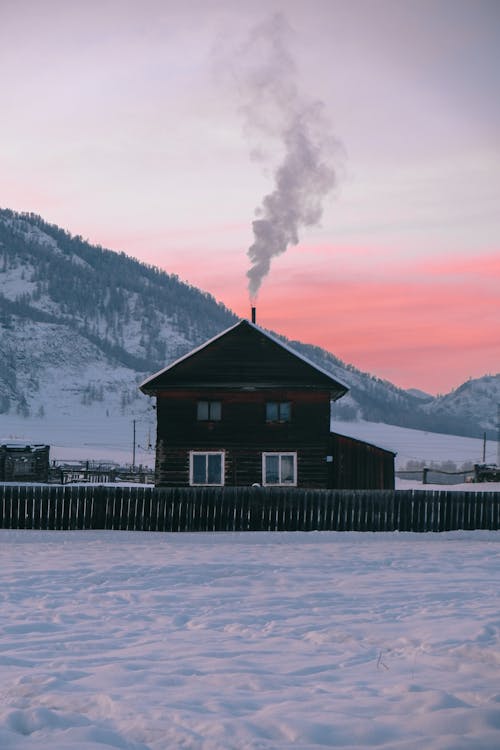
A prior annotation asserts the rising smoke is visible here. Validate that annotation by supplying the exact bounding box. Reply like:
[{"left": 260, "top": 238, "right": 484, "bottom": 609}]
[{"left": 236, "top": 13, "right": 340, "bottom": 300}]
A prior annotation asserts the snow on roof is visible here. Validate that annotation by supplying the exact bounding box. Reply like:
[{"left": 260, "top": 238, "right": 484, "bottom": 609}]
[
  {"left": 0, "top": 442, "right": 49, "bottom": 451},
  {"left": 331, "top": 430, "right": 397, "bottom": 456}
]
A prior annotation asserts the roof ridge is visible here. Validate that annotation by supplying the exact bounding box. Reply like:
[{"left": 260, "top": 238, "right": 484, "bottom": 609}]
[{"left": 140, "top": 318, "right": 349, "bottom": 397}]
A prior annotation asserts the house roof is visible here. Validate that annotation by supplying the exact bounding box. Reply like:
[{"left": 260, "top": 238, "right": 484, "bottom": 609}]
[
  {"left": 330, "top": 431, "right": 397, "bottom": 457},
  {"left": 140, "top": 319, "right": 349, "bottom": 399}
]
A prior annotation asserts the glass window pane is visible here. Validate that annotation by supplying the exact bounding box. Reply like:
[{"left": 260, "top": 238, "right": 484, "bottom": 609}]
[
  {"left": 279, "top": 402, "right": 291, "bottom": 422},
  {"left": 207, "top": 454, "right": 222, "bottom": 484},
  {"left": 192, "top": 454, "right": 206, "bottom": 483},
  {"left": 266, "top": 402, "right": 278, "bottom": 422},
  {"left": 281, "top": 455, "right": 295, "bottom": 483},
  {"left": 265, "top": 455, "right": 280, "bottom": 484},
  {"left": 210, "top": 401, "right": 221, "bottom": 421},
  {"left": 197, "top": 401, "right": 209, "bottom": 420}
]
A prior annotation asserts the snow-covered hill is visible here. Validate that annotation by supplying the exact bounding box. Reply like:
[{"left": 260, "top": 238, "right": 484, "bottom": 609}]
[
  {"left": 0, "top": 208, "right": 237, "bottom": 445},
  {"left": 422, "top": 374, "right": 500, "bottom": 432}
]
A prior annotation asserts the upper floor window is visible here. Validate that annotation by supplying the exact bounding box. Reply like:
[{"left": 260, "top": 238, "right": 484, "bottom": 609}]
[
  {"left": 266, "top": 401, "right": 291, "bottom": 423},
  {"left": 197, "top": 400, "right": 221, "bottom": 421},
  {"left": 262, "top": 452, "right": 297, "bottom": 486},
  {"left": 190, "top": 451, "right": 224, "bottom": 485}
]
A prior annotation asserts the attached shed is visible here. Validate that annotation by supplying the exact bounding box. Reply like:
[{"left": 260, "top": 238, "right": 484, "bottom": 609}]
[{"left": 329, "top": 432, "right": 396, "bottom": 490}]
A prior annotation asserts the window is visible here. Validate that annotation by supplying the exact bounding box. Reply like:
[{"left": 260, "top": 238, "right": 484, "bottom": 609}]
[
  {"left": 262, "top": 452, "right": 297, "bottom": 486},
  {"left": 190, "top": 451, "right": 224, "bottom": 485},
  {"left": 265, "top": 402, "right": 291, "bottom": 423},
  {"left": 197, "top": 401, "right": 221, "bottom": 421},
  {"left": 11, "top": 458, "right": 35, "bottom": 476}
]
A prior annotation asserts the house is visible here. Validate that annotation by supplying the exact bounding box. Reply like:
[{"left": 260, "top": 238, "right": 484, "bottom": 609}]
[
  {"left": 140, "top": 319, "right": 395, "bottom": 489},
  {"left": 0, "top": 443, "right": 50, "bottom": 482}
]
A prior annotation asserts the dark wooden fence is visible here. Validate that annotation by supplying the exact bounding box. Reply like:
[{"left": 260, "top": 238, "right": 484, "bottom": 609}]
[{"left": 1, "top": 485, "right": 500, "bottom": 532}]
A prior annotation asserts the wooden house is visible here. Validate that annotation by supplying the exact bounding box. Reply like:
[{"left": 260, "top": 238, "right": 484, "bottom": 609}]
[
  {"left": 140, "top": 319, "right": 395, "bottom": 489},
  {"left": 0, "top": 443, "right": 50, "bottom": 482}
]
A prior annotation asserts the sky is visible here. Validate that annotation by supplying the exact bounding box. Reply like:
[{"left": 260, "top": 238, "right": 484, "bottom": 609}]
[{"left": 1, "top": 0, "right": 499, "bottom": 395}]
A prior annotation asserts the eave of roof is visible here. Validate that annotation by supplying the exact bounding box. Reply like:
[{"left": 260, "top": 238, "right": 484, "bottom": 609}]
[{"left": 139, "top": 319, "right": 243, "bottom": 391}]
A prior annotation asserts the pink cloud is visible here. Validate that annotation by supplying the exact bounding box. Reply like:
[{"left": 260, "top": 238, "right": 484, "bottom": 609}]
[
  {"left": 422, "top": 251, "right": 500, "bottom": 278},
  {"left": 88, "top": 230, "right": 498, "bottom": 395},
  {"left": 143, "top": 237, "right": 498, "bottom": 395}
]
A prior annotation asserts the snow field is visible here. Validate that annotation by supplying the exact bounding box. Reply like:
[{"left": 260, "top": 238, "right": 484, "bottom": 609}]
[
  {"left": 333, "top": 420, "right": 499, "bottom": 468},
  {"left": 396, "top": 478, "right": 500, "bottom": 492},
  {"left": 1, "top": 530, "right": 500, "bottom": 749},
  {"left": 4, "top": 416, "right": 497, "bottom": 475}
]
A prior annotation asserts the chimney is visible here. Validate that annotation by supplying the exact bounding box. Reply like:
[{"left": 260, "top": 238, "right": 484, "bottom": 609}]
[{"left": 251, "top": 306, "right": 256, "bottom": 324}]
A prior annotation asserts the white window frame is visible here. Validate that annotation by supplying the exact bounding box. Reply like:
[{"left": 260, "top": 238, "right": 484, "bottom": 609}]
[
  {"left": 262, "top": 452, "right": 297, "bottom": 486},
  {"left": 189, "top": 451, "right": 225, "bottom": 486}
]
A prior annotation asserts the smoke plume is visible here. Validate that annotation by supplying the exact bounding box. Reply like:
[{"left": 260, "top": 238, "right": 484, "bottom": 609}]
[{"left": 237, "top": 13, "right": 340, "bottom": 300}]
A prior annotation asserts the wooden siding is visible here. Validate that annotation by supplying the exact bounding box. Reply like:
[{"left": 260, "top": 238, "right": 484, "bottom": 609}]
[
  {"left": 329, "top": 433, "right": 395, "bottom": 490},
  {"left": 155, "top": 389, "right": 332, "bottom": 488}
]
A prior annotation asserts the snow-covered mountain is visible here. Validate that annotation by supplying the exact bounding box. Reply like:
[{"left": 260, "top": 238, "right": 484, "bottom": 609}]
[
  {"left": 406, "top": 388, "right": 433, "bottom": 402},
  {"left": 422, "top": 375, "right": 500, "bottom": 433},
  {"left": 0, "top": 208, "right": 497, "bottom": 460}
]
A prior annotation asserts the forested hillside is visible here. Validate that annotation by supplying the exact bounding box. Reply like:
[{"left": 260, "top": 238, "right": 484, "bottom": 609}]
[
  {"left": 0, "top": 208, "right": 496, "bottom": 441},
  {"left": 0, "top": 209, "right": 236, "bottom": 372}
]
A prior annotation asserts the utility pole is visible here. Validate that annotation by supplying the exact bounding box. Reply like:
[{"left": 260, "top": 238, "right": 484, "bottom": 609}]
[
  {"left": 497, "top": 404, "right": 500, "bottom": 467},
  {"left": 132, "top": 419, "right": 136, "bottom": 470}
]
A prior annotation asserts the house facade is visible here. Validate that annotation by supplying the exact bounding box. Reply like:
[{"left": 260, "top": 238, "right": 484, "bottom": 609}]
[{"left": 140, "top": 319, "right": 395, "bottom": 489}]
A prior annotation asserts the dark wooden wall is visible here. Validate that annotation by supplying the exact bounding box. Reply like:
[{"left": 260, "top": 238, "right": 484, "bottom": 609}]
[
  {"left": 329, "top": 433, "right": 395, "bottom": 490},
  {"left": 155, "top": 389, "right": 332, "bottom": 488}
]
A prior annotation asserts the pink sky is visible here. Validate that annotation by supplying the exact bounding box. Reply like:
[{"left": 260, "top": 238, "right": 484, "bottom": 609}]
[
  {"left": 155, "top": 240, "right": 499, "bottom": 394},
  {"left": 1, "top": 0, "right": 499, "bottom": 395}
]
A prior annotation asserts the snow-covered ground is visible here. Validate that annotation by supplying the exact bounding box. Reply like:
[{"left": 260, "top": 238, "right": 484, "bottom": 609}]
[
  {"left": 2, "top": 416, "right": 497, "bottom": 471},
  {"left": 1, "top": 409, "right": 156, "bottom": 468},
  {"left": 333, "top": 420, "right": 499, "bottom": 469},
  {"left": 1, "top": 530, "right": 500, "bottom": 749},
  {"left": 396, "top": 478, "right": 500, "bottom": 492}
]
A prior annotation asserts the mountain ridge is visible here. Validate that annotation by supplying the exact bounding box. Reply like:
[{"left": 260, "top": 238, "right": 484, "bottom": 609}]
[{"left": 0, "top": 207, "right": 498, "bottom": 442}]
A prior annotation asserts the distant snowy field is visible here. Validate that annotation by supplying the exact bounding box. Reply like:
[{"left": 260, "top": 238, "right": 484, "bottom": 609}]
[
  {"left": 2, "top": 530, "right": 500, "bottom": 750},
  {"left": 2, "top": 416, "right": 497, "bottom": 470},
  {"left": 333, "top": 420, "right": 499, "bottom": 468}
]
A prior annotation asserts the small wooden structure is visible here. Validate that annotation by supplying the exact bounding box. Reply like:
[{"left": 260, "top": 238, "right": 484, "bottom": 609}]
[
  {"left": 330, "top": 432, "right": 395, "bottom": 490},
  {"left": 0, "top": 443, "right": 50, "bottom": 482},
  {"left": 140, "top": 319, "right": 395, "bottom": 489}
]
